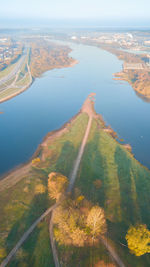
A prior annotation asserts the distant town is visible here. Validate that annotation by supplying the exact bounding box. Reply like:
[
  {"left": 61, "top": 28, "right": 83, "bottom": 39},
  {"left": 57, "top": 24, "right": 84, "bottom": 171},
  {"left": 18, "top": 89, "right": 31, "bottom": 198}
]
[
  {"left": 70, "top": 31, "right": 150, "bottom": 51},
  {"left": 0, "top": 37, "right": 23, "bottom": 70}
]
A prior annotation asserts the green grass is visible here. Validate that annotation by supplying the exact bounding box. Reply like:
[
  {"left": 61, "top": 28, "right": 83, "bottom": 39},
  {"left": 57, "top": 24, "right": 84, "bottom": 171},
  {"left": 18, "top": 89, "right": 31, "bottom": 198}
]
[
  {"left": 75, "top": 118, "right": 150, "bottom": 267},
  {"left": 1, "top": 112, "right": 150, "bottom": 266},
  {"left": 56, "top": 243, "right": 115, "bottom": 267},
  {"left": 0, "top": 113, "right": 88, "bottom": 264},
  {"left": 8, "top": 221, "right": 55, "bottom": 267}
]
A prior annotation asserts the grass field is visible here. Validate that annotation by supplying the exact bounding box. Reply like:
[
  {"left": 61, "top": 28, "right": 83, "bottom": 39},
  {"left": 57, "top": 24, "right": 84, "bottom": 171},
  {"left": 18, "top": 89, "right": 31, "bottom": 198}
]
[
  {"left": 75, "top": 117, "right": 150, "bottom": 267},
  {"left": 8, "top": 221, "right": 55, "bottom": 267},
  {"left": 1, "top": 112, "right": 150, "bottom": 266},
  {"left": 0, "top": 113, "right": 88, "bottom": 265}
]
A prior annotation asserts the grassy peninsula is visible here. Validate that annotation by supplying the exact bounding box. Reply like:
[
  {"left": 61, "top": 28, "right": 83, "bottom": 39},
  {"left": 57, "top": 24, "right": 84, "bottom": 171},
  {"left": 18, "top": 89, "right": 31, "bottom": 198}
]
[{"left": 0, "top": 96, "right": 150, "bottom": 267}]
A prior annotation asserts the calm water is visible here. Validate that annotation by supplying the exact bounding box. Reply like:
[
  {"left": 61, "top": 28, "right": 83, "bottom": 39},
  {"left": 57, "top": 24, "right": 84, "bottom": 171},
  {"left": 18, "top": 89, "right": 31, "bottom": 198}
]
[{"left": 0, "top": 41, "right": 150, "bottom": 176}]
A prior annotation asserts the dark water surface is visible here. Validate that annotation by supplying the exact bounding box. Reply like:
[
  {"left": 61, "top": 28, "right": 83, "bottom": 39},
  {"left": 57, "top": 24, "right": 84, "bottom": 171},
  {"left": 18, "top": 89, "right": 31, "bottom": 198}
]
[{"left": 0, "top": 42, "right": 150, "bottom": 176}]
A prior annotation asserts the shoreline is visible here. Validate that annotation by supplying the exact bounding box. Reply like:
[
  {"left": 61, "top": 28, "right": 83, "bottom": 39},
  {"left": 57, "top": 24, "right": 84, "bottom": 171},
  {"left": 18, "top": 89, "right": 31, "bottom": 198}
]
[
  {"left": 0, "top": 78, "right": 34, "bottom": 104},
  {"left": 0, "top": 109, "right": 81, "bottom": 190},
  {"left": 114, "top": 72, "right": 150, "bottom": 100},
  {"left": 0, "top": 59, "right": 78, "bottom": 104},
  {"left": 102, "top": 47, "right": 150, "bottom": 100}
]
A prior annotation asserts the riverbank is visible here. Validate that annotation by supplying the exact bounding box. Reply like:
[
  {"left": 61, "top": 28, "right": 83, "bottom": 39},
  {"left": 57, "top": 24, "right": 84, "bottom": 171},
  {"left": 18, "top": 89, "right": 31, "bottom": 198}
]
[
  {"left": 114, "top": 70, "right": 150, "bottom": 100},
  {"left": 103, "top": 47, "right": 150, "bottom": 100},
  {"left": 0, "top": 99, "right": 89, "bottom": 264},
  {"left": 0, "top": 40, "right": 78, "bottom": 104},
  {"left": 0, "top": 106, "right": 81, "bottom": 188},
  {"left": 0, "top": 58, "right": 78, "bottom": 104}
]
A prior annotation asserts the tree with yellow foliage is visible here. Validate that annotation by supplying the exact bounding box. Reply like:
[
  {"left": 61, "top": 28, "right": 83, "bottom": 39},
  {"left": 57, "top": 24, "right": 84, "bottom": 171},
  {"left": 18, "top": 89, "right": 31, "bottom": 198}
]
[
  {"left": 53, "top": 195, "right": 106, "bottom": 247},
  {"left": 87, "top": 206, "right": 107, "bottom": 242},
  {"left": 126, "top": 224, "right": 150, "bottom": 256},
  {"left": 32, "top": 157, "right": 40, "bottom": 166},
  {"left": 48, "top": 172, "right": 68, "bottom": 201}
]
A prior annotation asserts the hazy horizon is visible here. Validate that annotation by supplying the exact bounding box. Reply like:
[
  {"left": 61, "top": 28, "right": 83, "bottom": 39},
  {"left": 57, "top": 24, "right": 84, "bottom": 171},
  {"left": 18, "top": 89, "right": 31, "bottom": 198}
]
[{"left": 1, "top": 0, "right": 150, "bottom": 28}]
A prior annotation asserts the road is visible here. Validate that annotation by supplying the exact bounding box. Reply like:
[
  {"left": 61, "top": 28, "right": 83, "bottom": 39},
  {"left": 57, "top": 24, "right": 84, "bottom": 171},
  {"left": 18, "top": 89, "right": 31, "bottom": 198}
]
[
  {"left": 0, "top": 47, "right": 28, "bottom": 89},
  {"left": 0, "top": 62, "right": 32, "bottom": 103}
]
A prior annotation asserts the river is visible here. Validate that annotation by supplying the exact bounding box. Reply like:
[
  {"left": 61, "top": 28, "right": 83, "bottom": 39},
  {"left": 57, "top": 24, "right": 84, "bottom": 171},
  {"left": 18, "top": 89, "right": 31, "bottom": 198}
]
[{"left": 0, "top": 41, "right": 150, "bottom": 176}]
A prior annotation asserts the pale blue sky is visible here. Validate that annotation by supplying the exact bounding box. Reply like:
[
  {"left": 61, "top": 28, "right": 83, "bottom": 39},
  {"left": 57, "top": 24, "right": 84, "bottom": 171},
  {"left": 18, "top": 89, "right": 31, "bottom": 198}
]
[{"left": 0, "top": 0, "right": 150, "bottom": 26}]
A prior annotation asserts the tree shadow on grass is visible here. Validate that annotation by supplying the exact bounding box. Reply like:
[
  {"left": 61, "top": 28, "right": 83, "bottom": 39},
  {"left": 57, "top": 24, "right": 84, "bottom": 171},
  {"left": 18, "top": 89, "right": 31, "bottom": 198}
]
[
  {"left": 114, "top": 145, "right": 138, "bottom": 226},
  {"left": 114, "top": 146, "right": 150, "bottom": 267},
  {"left": 55, "top": 141, "right": 76, "bottom": 178},
  {"left": 76, "top": 130, "right": 107, "bottom": 207},
  {"left": 5, "top": 191, "right": 52, "bottom": 266}
]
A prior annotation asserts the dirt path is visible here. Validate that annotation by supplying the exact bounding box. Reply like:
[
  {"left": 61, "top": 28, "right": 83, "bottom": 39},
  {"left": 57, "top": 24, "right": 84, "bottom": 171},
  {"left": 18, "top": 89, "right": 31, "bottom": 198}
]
[
  {"left": 49, "top": 94, "right": 95, "bottom": 266},
  {"left": 0, "top": 203, "right": 58, "bottom": 267},
  {"left": 67, "top": 115, "right": 92, "bottom": 192},
  {"left": 49, "top": 211, "right": 60, "bottom": 267},
  {"left": 100, "top": 236, "right": 125, "bottom": 267}
]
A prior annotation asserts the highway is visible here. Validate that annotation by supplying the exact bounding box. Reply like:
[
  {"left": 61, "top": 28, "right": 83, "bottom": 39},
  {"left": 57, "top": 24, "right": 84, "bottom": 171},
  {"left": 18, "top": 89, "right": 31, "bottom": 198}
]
[{"left": 0, "top": 47, "right": 28, "bottom": 87}]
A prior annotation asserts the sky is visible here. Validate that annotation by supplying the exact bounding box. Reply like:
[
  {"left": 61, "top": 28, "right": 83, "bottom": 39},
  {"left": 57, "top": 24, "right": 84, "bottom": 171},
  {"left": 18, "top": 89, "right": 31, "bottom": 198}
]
[{"left": 0, "top": 0, "right": 150, "bottom": 27}]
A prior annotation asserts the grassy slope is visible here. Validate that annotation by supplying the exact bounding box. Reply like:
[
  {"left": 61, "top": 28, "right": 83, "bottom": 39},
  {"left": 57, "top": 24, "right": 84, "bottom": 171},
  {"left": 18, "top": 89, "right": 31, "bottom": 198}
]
[
  {"left": 75, "top": 118, "right": 150, "bottom": 267},
  {"left": 0, "top": 113, "right": 88, "bottom": 266}
]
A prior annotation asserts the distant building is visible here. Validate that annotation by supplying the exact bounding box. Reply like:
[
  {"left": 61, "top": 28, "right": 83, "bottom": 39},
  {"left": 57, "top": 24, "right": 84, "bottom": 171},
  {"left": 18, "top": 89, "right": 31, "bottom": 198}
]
[
  {"left": 71, "top": 36, "right": 77, "bottom": 40},
  {"left": 123, "top": 62, "right": 147, "bottom": 70}
]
